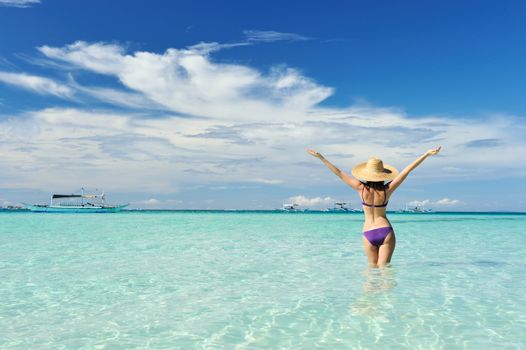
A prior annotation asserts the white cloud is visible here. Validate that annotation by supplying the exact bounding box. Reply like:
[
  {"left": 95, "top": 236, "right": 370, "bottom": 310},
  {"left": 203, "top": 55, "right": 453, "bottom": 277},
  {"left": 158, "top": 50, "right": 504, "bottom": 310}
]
[
  {"left": 137, "top": 198, "right": 160, "bottom": 205},
  {"left": 130, "top": 198, "right": 183, "bottom": 209},
  {"left": 243, "top": 30, "right": 310, "bottom": 42},
  {"left": 0, "top": 0, "right": 40, "bottom": 7},
  {"left": 435, "top": 198, "right": 460, "bottom": 206},
  {"left": 407, "top": 200, "right": 431, "bottom": 207},
  {"left": 288, "top": 195, "right": 334, "bottom": 208},
  {"left": 1, "top": 107, "right": 525, "bottom": 195},
  {"left": 408, "top": 198, "right": 461, "bottom": 207},
  {"left": 0, "top": 71, "right": 73, "bottom": 98},
  {"left": 37, "top": 41, "right": 333, "bottom": 121},
  {"left": 0, "top": 40, "right": 525, "bottom": 202},
  {"left": 187, "top": 41, "right": 251, "bottom": 54},
  {"left": 74, "top": 84, "right": 161, "bottom": 110},
  {"left": 250, "top": 178, "right": 283, "bottom": 185}
]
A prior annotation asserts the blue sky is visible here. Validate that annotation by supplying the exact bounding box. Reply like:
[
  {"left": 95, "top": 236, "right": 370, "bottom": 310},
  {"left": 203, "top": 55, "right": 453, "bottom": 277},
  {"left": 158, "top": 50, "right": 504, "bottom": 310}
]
[{"left": 0, "top": 0, "right": 525, "bottom": 211}]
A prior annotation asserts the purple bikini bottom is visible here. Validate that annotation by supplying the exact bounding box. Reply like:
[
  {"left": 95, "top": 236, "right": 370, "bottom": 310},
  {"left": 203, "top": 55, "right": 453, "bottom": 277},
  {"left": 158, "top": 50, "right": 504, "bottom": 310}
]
[{"left": 363, "top": 227, "right": 393, "bottom": 247}]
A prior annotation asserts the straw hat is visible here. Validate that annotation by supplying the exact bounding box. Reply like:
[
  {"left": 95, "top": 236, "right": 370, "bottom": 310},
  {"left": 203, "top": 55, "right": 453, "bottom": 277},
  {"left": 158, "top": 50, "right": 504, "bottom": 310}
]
[{"left": 351, "top": 157, "right": 398, "bottom": 182}]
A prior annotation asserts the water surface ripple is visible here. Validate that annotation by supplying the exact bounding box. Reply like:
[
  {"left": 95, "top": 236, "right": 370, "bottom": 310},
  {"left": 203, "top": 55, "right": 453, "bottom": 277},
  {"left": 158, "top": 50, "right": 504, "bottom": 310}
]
[{"left": 0, "top": 212, "right": 525, "bottom": 349}]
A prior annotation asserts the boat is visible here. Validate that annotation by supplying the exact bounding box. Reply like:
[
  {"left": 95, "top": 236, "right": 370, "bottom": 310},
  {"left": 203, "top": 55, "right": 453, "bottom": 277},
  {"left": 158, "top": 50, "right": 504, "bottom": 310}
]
[
  {"left": 0, "top": 205, "right": 28, "bottom": 212},
  {"left": 278, "top": 202, "right": 307, "bottom": 212},
  {"left": 24, "top": 189, "right": 128, "bottom": 213},
  {"left": 327, "top": 202, "right": 361, "bottom": 212},
  {"left": 398, "top": 203, "right": 433, "bottom": 213}
]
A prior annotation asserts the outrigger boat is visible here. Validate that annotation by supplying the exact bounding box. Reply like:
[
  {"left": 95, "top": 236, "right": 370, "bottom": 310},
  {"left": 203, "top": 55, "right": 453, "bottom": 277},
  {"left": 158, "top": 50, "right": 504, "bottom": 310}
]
[
  {"left": 398, "top": 203, "right": 433, "bottom": 213},
  {"left": 24, "top": 189, "right": 128, "bottom": 213},
  {"left": 327, "top": 202, "right": 362, "bottom": 212},
  {"left": 279, "top": 202, "right": 307, "bottom": 212}
]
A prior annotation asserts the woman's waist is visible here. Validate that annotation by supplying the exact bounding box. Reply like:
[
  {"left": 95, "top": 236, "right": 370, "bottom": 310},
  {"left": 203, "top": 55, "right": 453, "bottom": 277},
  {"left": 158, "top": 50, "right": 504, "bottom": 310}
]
[{"left": 362, "top": 218, "right": 391, "bottom": 232}]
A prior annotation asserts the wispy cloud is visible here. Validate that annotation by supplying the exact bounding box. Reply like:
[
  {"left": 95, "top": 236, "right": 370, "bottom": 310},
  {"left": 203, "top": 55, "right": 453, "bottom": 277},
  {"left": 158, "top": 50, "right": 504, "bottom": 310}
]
[
  {"left": 0, "top": 0, "right": 40, "bottom": 7},
  {"left": 73, "top": 84, "right": 162, "bottom": 110},
  {"left": 435, "top": 198, "right": 461, "bottom": 205},
  {"left": 131, "top": 198, "right": 183, "bottom": 208},
  {"left": 187, "top": 41, "right": 251, "bottom": 54},
  {"left": 408, "top": 198, "right": 461, "bottom": 207},
  {"left": 465, "top": 138, "right": 502, "bottom": 148},
  {"left": 136, "top": 198, "right": 160, "bottom": 205},
  {"left": 251, "top": 178, "right": 283, "bottom": 185},
  {"left": 0, "top": 57, "right": 17, "bottom": 69},
  {"left": 0, "top": 70, "right": 164, "bottom": 109},
  {"left": 37, "top": 41, "right": 332, "bottom": 120},
  {"left": 243, "top": 30, "right": 311, "bottom": 42},
  {"left": 0, "top": 71, "right": 73, "bottom": 98}
]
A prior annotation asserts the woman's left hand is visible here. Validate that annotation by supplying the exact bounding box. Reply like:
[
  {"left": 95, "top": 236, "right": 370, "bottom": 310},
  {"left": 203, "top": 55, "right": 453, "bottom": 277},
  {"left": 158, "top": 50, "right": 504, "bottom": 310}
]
[{"left": 426, "top": 146, "right": 442, "bottom": 156}]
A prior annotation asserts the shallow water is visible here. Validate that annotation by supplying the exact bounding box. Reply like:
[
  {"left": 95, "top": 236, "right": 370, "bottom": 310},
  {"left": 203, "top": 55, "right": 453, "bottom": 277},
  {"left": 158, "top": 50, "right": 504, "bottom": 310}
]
[{"left": 0, "top": 212, "right": 525, "bottom": 349}]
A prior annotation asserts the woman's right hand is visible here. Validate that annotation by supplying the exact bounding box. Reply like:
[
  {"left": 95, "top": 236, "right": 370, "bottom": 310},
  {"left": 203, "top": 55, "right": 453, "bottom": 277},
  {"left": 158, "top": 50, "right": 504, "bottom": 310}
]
[
  {"left": 426, "top": 146, "right": 442, "bottom": 156},
  {"left": 307, "top": 149, "right": 324, "bottom": 159}
]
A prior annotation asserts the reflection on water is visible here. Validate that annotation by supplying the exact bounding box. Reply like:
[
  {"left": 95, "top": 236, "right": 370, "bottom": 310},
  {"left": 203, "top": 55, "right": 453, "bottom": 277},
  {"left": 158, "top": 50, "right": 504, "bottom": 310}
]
[
  {"left": 350, "top": 266, "right": 397, "bottom": 319},
  {"left": 362, "top": 265, "right": 398, "bottom": 293}
]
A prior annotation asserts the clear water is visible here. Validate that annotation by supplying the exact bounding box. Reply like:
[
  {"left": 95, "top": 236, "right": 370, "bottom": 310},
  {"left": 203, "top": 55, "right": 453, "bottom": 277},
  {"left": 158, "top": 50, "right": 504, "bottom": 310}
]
[{"left": 0, "top": 212, "right": 525, "bottom": 349}]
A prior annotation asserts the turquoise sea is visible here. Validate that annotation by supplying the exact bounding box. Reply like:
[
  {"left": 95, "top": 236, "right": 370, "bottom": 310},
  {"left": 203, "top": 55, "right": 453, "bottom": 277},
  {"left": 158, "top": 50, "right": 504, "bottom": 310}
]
[{"left": 1, "top": 211, "right": 525, "bottom": 349}]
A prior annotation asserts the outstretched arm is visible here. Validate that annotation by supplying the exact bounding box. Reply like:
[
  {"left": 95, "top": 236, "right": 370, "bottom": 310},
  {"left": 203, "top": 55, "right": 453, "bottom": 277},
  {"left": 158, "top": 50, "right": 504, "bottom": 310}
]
[
  {"left": 307, "top": 149, "right": 363, "bottom": 190},
  {"left": 388, "top": 146, "right": 441, "bottom": 193}
]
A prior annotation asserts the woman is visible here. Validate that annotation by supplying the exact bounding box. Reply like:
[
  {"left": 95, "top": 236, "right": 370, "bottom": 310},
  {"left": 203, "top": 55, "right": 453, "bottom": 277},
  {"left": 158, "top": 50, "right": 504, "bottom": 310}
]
[{"left": 307, "top": 147, "right": 441, "bottom": 267}]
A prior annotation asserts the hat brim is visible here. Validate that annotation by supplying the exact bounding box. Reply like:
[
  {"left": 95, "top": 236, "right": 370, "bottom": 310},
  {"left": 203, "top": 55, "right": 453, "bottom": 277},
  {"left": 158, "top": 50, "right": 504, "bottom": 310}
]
[{"left": 351, "top": 162, "right": 399, "bottom": 182}]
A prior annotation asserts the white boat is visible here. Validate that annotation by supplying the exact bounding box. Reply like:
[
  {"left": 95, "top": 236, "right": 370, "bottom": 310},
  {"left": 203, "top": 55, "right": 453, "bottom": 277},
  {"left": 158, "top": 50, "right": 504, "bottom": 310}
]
[
  {"left": 327, "top": 202, "right": 361, "bottom": 212},
  {"left": 24, "top": 189, "right": 128, "bottom": 213},
  {"left": 398, "top": 204, "right": 433, "bottom": 213},
  {"left": 279, "top": 202, "right": 307, "bottom": 212},
  {"left": 0, "top": 205, "right": 26, "bottom": 211}
]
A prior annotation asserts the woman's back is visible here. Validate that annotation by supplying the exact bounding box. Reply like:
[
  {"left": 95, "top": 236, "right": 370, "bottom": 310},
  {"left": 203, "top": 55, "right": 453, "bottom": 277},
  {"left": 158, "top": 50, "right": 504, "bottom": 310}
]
[{"left": 359, "top": 183, "right": 391, "bottom": 230}]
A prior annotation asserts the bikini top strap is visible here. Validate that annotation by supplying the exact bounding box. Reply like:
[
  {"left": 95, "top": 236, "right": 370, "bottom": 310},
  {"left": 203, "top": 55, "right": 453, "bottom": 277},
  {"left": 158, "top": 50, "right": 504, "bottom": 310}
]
[
  {"left": 362, "top": 184, "right": 376, "bottom": 208},
  {"left": 362, "top": 184, "right": 390, "bottom": 207}
]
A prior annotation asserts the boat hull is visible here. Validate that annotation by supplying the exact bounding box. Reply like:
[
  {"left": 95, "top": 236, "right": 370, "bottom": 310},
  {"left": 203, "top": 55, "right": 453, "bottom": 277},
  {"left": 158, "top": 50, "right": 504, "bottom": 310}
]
[
  {"left": 327, "top": 208, "right": 362, "bottom": 212},
  {"left": 398, "top": 209, "right": 433, "bottom": 214},
  {"left": 24, "top": 204, "right": 128, "bottom": 213}
]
